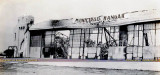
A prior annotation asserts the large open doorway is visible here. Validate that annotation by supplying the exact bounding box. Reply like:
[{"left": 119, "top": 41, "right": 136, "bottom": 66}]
[{"left": 43, "top": 30, "right": 70, "bottom": 59}]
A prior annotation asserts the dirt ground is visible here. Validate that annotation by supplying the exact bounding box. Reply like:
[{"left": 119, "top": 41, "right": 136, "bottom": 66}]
[{"left": 0, "top": 62, "right": 160, "bottom": 75}]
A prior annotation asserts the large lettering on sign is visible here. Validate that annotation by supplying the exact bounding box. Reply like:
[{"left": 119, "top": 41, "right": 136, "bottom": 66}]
[{"left": 74, "top": 14, "right": 125, "bottom": 23}]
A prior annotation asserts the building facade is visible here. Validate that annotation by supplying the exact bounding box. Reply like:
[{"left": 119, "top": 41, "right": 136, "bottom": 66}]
[{"left": 14, "top": 9, "right": 160, "bottom": 60}]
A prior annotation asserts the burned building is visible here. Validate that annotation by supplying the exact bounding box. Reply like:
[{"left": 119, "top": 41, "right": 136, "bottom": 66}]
[{"left": 14, "top": 9, "right": 160, "bottom": 60}]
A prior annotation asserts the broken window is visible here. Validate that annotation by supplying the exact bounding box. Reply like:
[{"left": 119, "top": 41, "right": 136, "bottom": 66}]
[
  {"left": 127, "top": 23, "right": 157, "bottom": 47},
  {"left": 104, "top": 26, "right": 119, "bottom": 46}
]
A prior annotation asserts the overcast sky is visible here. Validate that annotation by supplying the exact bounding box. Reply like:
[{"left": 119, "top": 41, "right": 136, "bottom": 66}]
[{"left": 0, "top": 0, "right": 160, "bottom": 52}]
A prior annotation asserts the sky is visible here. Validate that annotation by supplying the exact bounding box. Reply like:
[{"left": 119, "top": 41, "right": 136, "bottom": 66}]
[{"left": 0, "top": 0, "right": 160, "bottom": 52}]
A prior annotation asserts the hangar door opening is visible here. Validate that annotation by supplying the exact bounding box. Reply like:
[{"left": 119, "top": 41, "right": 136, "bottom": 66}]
[{"left": 43, "top": 30, "right": 70, "bottom": 59}]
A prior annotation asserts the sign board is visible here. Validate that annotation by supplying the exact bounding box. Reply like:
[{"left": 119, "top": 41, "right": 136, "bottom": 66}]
[{"left": 74, "top": 14, "right": 125, "bottom": 24}]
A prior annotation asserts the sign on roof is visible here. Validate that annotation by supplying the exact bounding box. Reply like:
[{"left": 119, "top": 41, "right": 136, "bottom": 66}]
[
  {"left": 74, "top": 14, "right": 125, "bottom": 24},
  {"left": 73, "top": 9, "right": 160, "bottom": 26}
]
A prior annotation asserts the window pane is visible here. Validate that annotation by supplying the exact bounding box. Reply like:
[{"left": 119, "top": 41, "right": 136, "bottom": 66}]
[
  {"left": 74, "top": 29, "right": 81, "bottom": 34},
  {"left": 80, "top": 34, "right": 84, "bottom": 47},
  {"left": 110, "top": 27, "right": 114, "bottom": 32},
  {"left": 135, "top": 25, "right": 139, "bottom": 30},
  {"left": 45, "top": 31, "right": 53, "bottom": 35},
  {"left": 86, "top": 28, "right": 90, "bottom": 33},
  {"left": 90, "top": 34, "right": 97, "bottom": 45},
  {"left": 138, "top": 25, "right": 143, "bottom": 30},
  {"left": 128, "top": 32, "right": 134, "bottom": 46},
  {"left": 31, "top": 35, "right": 41, "bottom": 47},
  {"left": 114, "top": 33, "right": 119, "bottom": 40},
  {"left": 139, "top": 31, "right": 143, "bottom": 46},
  {"left": 156, "top": 29, "right": 160, "bottom": 46},
  {"left": 110, "top": 33, "right": 114, "bottom": 37},
  {"left": 72, "top": 34, "right": 81, "bottom": 47},
  {"left": 115, "top": 27, "right": 119, "bottom": 32},
  {"left": 106, "top": 27, "right": 110, "bottom": 32},
  {"left": 69, "top": 35, "right": 73, "bottom": 47},
  {"left": 144, "top": 23, "right": 155, "bottom": 30},
  {"left": 128, "top": 25, "right": 134, "bottom": 31},
  {"left": 134, "top": 31, "right": 138, "bottom": 46},
  {"left": 70, "top": 30, "right": 74, "bottom": 34},
  {"left": 98, "top": 28, "right": 103, "bottom": 33},
  {"left": 156, "top": 22, "right": 160, "bottom": 29},
  {"left": 102, "top": 34, "right": 106, "bottom": 43},
  {"left": 90, "top": 28, "right": 98, "bottom": 33},
  {"left": 45, "top": 35, "right": 51, "bottom": 47},
  {"left": 82, "top": 29, "right": 85, "bottom": 33},
  {"left": 98, "top": 32, "right": 102, "bottom": 43},
  {"left": 144, "top": 30, "right": 155, "bottom": 46}
]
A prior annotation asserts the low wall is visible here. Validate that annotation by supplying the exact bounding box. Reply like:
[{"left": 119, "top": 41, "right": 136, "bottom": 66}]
[
  {"left": 108, "top": 46, "right": 160, "bottom": 60},
  {"left": 28, "top": 46, "right": 160, "bottom": 60}
]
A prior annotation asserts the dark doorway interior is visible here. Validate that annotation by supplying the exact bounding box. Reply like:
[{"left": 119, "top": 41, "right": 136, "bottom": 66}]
[
  {"left": 43, "top": 31, "right": 69, "bottom": 59},
  {"left": 119, "top": 26, "right": 128, "bottom": 46}
]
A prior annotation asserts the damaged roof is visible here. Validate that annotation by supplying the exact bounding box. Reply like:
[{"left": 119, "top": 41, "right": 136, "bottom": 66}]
[{"left": 29, "top": 9, "right": 160, "bottom": 30}]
